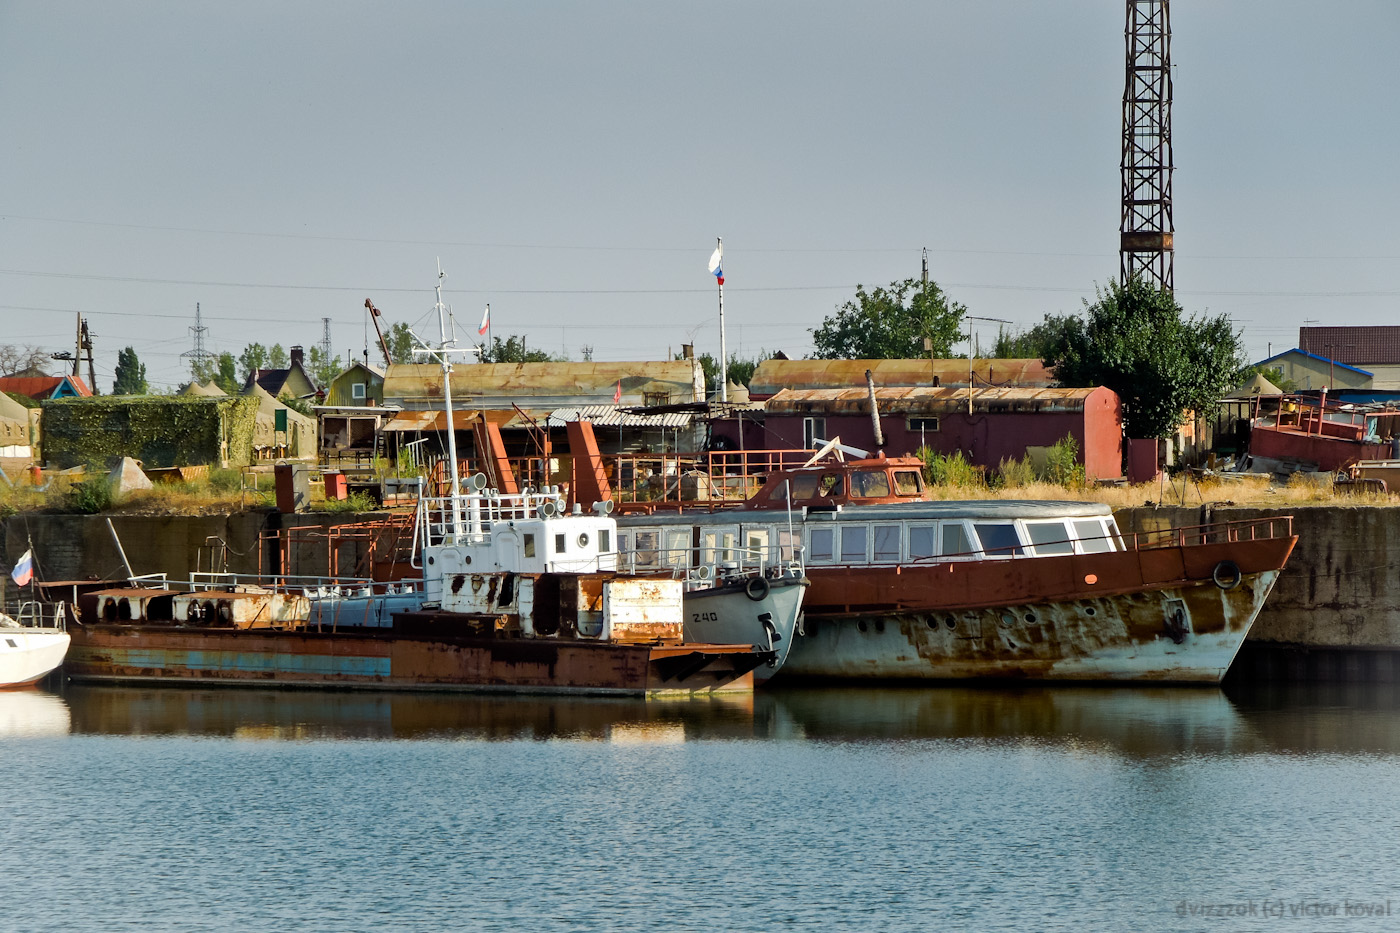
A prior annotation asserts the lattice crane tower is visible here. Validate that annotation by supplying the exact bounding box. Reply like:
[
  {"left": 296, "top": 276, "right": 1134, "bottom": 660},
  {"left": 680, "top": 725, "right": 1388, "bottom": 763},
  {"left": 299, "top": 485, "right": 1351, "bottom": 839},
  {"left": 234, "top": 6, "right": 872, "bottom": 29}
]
[{"left": 1120, "top": 0, "right": 1174, "bottom": 291}]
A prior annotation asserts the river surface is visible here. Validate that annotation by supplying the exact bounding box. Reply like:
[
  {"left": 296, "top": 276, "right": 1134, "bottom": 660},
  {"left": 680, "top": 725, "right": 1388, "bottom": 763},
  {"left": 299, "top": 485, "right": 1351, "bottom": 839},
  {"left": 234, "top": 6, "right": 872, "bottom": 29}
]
[{"left": 3, "top": 682, "right": 1399, "bottom": 932}]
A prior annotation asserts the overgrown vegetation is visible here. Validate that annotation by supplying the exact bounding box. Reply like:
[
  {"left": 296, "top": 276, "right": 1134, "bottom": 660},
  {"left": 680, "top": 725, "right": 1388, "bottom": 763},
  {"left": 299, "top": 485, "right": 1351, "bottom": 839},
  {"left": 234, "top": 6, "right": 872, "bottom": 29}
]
[
  {"left": 918, "top": 447, "right": 983, "bottom": 487},
  {"left": 42, "top": 395, "right": 259, "bottom": 469}
]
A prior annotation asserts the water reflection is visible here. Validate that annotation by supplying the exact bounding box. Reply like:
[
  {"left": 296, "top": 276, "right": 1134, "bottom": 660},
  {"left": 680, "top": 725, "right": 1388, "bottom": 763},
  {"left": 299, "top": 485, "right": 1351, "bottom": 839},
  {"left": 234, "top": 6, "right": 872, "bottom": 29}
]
[{"left": 34, "top": 681, "right": 1400, "bottom": 757}]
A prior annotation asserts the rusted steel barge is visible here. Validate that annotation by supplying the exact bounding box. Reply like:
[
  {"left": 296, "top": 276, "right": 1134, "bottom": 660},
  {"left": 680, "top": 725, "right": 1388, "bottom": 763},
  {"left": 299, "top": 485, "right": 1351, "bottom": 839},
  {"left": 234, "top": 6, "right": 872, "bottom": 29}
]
[{"left": 617, "top": 453, "right": 1296, "bottom": 684}]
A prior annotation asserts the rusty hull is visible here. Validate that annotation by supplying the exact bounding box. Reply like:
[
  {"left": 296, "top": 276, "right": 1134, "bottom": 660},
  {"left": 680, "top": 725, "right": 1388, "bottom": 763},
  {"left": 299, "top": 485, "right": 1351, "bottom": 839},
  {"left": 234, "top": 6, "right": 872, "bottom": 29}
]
[
  {"left": 65, "top": 621, "right": 762, "bottom": 697},
  {"left": 782, "top": 535, "right": 1295, "bottom": 684}
]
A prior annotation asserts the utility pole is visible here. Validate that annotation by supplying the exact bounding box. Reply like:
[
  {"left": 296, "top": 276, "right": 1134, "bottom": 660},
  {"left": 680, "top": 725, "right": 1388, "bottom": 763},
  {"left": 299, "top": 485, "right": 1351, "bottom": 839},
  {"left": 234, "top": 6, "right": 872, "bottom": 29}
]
[
  {"left": 180, "top": 303, "right": 214, "bottom": 381},
  {"left": 1120, "top": 0, "right": 1174, "bottom": 292}
]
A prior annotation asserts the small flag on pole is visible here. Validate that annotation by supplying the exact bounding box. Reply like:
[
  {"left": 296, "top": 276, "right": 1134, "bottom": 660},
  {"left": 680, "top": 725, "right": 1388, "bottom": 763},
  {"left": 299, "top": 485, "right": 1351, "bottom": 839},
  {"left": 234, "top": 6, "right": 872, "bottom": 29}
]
[
  {"left": 478, "top": 305, "right": 490, "bottom": 336},
  {"left": 707, "top": 245, "right": 724, "bottom": 285},
  {"left": 10, "top": 549, "right": 33, "bottom": 586},
  {"left": 614, "top": 380, "right": 622, "bottom": 403}
]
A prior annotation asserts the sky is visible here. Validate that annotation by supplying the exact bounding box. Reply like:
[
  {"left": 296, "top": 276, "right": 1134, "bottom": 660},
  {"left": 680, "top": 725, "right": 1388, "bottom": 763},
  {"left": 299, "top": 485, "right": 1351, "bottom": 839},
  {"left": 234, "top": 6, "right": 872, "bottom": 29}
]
[{"left": 2, "top": 1, "right": 1398, "bottom": 392}]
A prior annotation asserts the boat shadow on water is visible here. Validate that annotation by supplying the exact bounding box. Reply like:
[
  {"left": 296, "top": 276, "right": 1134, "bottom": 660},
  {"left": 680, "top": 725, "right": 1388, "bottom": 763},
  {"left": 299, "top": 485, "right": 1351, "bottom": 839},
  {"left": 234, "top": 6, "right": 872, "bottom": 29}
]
[{"left": 15, "top": 680, "right": 1400, "bottom": 758}]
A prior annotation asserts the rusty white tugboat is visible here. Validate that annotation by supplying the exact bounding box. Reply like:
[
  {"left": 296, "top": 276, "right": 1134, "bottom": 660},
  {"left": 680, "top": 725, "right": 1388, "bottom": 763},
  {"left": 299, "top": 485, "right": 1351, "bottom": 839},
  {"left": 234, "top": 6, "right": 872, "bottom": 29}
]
[{"left": 618, "top": 446, "right": 1296, "bottom": 684}]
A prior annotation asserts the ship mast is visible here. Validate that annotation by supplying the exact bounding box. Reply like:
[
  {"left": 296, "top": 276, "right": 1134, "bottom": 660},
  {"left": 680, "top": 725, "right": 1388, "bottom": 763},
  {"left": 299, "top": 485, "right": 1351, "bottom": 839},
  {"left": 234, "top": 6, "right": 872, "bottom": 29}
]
[{"left": 414, "top": 261, "right": 476, "bottom": 541}]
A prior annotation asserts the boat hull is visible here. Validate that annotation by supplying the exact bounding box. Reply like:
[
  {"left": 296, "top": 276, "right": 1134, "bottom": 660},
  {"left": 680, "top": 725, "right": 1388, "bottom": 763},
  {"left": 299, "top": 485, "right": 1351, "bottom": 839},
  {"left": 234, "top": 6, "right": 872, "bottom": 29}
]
[
  {"left": 0, "top": 630, "right": 71, "bottom": 689},
  {"left": 64, "top": 623, "right": 763, "bottom": 697},
  {"left": 683, "top": 576, "right": 808, "bottom": 683},
  {"left": 782, "top": 569, "right": 1281, "bottom": 684}
]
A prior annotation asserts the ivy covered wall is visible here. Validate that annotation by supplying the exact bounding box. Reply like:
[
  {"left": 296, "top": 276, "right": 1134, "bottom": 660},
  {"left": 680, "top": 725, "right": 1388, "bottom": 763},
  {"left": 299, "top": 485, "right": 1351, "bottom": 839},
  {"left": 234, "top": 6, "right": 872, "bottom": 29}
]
[{"left": 41, "top": 396, "right": 260, "bottom": 468}]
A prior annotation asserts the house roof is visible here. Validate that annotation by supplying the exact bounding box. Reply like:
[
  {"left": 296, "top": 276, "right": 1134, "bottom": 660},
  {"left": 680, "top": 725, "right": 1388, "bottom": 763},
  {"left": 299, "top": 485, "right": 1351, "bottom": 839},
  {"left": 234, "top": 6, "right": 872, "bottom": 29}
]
[
  {"left": 0, "top": 375, "right": 92, "bottom": 399},
  {"left": 764, "top": 385, "right": 1109, "bottom": 415},
  {"left": 383, "top": 361, "right": 701, "bottom": 410},
  {"left": 249, "top": 361, "right": 318, "bottom": 397},
  {"left": 748, "top": 358, "right": 1053, "bottom": 399},
  {"left": 1299, "top": 326, "right": 1400, "bottom": 365},
  {"left": 1223, "top": 373, "right": 1284, "bottom": 398},
  {"left": 1257, "top": 348, "right": 1373, "bottom": 376}
]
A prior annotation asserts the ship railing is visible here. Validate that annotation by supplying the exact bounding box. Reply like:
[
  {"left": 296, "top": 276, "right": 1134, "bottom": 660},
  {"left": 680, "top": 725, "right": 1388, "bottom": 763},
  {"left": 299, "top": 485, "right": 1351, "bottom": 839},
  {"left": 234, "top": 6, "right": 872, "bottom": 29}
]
[
  {"left": 1124, "top": 515, "right": 1295, "bottom": 551},
  {"left": 414, "top": 489, "right": 575, "bottom": 548},
  {"left": 615, "top": 543, "right": 803, "bottom": 584},
  {"left": 184, "top": 571, "right": 424, "bottom": 599},
  {"left": 5, "top": 599, "right": 66, "bottom": 632}
]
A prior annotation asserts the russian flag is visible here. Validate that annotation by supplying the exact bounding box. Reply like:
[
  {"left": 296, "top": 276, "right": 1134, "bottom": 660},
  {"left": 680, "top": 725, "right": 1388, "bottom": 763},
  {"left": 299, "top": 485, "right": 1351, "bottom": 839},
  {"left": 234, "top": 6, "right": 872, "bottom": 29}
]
[
  {"left": 707, "top": 246, "right": 724, "bottom": 286},
  {"left": 478, "top": 304, "right": 490, "bottom": 336},
  {"left": 10, "top": 549, "right": 33, "bottom": 586}
]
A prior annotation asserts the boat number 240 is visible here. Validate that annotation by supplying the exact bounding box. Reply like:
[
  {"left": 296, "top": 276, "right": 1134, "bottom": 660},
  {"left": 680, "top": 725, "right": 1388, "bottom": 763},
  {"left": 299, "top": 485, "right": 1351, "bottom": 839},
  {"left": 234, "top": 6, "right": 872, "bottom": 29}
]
[{"left": 691, "top": 611, "right": 718, "bottom": 623}]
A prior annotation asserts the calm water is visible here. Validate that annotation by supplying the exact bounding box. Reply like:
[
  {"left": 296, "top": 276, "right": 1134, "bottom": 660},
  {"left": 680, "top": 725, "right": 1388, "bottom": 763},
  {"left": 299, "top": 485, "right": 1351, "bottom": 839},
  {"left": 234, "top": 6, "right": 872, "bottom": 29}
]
[{"left": 3, "top": 683, "right": 1400, "bottom": 932}]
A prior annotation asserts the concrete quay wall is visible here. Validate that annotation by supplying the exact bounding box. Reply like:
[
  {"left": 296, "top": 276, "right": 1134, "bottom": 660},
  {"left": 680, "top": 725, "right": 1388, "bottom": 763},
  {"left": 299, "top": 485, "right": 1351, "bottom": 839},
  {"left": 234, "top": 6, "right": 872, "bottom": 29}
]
[{"left": 1117, "top": 504, "right": 1400, "bottom": 681}]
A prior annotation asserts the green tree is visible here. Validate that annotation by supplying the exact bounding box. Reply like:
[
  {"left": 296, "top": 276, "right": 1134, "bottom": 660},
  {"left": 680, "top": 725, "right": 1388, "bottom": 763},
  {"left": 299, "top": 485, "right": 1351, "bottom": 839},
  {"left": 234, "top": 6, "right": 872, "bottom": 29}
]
[
  {"left": 306, "top": 345, "right": 342, "bottom": 390},
  {"left": 480, "top": 335, "right": 556, "bottom": 363},
  {"left": 213, "top": 352, "right": 239, "bottom": 395},
  {"left": 992, "top": 316, "right": 1078, "bottom": 359},
  {"left": 269, "top": 343, "right": 289, "bottom": 369},
  {"left": 1043, "top": 278, "right": 1244, "bottom": 439},
  {"left": 112, "top": 346, "right": 148, "bottom": 395},
  {"left": 238, "top": 343, "right": 269, "bottom": 384},
  {"left": 387, "top": 323, "right": 416, "bottom": 364},
  {"left": 811, "top": 279, "right": 966, "bottom": 359}
]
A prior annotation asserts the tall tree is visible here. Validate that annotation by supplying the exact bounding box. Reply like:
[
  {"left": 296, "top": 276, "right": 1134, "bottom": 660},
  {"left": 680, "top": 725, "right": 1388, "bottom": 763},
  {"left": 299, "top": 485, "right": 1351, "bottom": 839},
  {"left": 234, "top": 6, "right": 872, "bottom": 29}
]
[
  {"left": 811, "top": 279, "right": 966, "bottom": 359},
  {"left": 387, "top": 322, "right": 416, "bottom": 364},
  {"left": 0, "top": 344, "right": 51, "bottom": 376},
  {"left": 112, "top": 346, "right": 148, "bottom": 395},
  {"left": 479, "top": 335, "right": 556, "bottom": 363},
  {"left": 213, "top": 352, "right": 239, "bottom": 395},
  {"left": 1043, "top": 278, "right": 1244, "bottom": 438},
  {"left": 268, "top": 343, "right": 289, "bottom": 369},
  {"left": 992, "top": 316, "right": 1078, "bottom": 360},
  {"left": 306, "top": 345, "right": 342, "bottom": 390},
  {"left": 238, "top": 343, "right": 269, "bottom": 384}
]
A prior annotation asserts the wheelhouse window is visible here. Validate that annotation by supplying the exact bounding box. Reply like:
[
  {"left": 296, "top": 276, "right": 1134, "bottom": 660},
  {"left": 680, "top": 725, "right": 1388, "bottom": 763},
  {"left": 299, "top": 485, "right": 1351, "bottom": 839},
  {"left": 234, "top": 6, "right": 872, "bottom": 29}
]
[
  {"left": 840, "top": 525, "right": 868, "bottom": 563},
  {"left": 778, "top": 529, "right": 800, "bottom": 562},
  {"left": 809, "top": 527, "right": 835, "bottom": 562},
  {"left": 663, "top": 529, "right": 689, "bottom": 567},
  {"left": 872, "top": 524, "right": 901, "bottom": 562},
  {"left": 554, "top": 533, "right": 567, "bottom": 553},
  {"left": 850, "top": 471, "right": 892, "bottom": 498},
  {"left": 744, "top": 528, "right": 771, "bottom": 566},
  {"left": 523, "top": 534, "right": 536, "bottom": 558},
  {"left": 893, "top": 470, "right": 923, "bottom": 496},
  {"left": 599, "top": 529, "right": 611, "bottom": 553},
  {"left": 635, "top": 531, "right": 661, "bottom": 568},
  {"left": 973, "top": 522, "right": 1024, "bottom": 557},
  {"left": 1026, "top": 521, "right": 1074, "bottom": 556},
  {"left": 817, "top": 473, "right": 843, "bottom": 497},
  {"left": 788, "top": 473, "right": 821, "bottom": 499}
]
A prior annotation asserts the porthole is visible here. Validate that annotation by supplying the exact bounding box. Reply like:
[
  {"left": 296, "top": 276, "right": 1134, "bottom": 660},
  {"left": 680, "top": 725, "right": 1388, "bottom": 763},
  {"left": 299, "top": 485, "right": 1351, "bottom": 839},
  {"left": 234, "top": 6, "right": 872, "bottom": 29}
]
[
  {"left": 875, "top": 620, "right": 885, "bottom": 634},
  {"left": 926, "top": 619, "right": 938, "bottom": 630},
  {"left": 945, "top": 617, "right": 957, "bottom": 630},
  {"left": 464, "top": 555, "right": 471, "bottom": 565},
  {"left": 1000, "top": 612, "right": 1015, "bottom": 627},
  {"left": 1085, "top": 606, "right": 1097, "bottom": 616},
  {"left": 427, "top": 556, "right": 435, "bottom": 566},
  {"left": 578, "top": 532, "right": 590, "bottom": 548},
  {"left": 1024, "top": 613, "right": 1036, "bottom": 624},
  {"left": 857, "top": 620, "right": 868, "bottom": 633}
]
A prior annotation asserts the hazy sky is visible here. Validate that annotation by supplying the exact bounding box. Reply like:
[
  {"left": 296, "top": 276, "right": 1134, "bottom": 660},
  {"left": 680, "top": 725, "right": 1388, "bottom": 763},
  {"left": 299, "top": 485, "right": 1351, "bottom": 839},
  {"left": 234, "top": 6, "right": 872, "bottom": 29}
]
[{"left": 3, "top": 1, "right": 1397, "bottom": 391}]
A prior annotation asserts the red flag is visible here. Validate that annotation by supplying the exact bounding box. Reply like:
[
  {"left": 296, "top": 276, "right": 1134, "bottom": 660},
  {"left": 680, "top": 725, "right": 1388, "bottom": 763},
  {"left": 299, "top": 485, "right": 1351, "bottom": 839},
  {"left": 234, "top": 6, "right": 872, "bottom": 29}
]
[{"left": 614, "top": 380, "right": 622, "bottom": 403}]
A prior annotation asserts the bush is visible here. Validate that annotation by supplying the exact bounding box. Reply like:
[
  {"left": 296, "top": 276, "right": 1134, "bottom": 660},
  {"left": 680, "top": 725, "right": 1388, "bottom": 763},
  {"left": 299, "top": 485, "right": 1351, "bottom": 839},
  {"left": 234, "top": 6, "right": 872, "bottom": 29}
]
[
  {"left": 68, "top": 476, "right": 112, "bottom": 514},
  {"left": 209, "top": 468, "right": 244, "bottom": 493},
  {"left": 996, "top": 456, "right": 1035, "bottom": 488},
  {"left": 318, "top": 491, "right": 379, "bottom": 513},
  {"left": 1041, "top": 434, "right": 1087, "bottom": 489},
  {"left": 918, "top": 447, "right": 983, "bottom": 487}
]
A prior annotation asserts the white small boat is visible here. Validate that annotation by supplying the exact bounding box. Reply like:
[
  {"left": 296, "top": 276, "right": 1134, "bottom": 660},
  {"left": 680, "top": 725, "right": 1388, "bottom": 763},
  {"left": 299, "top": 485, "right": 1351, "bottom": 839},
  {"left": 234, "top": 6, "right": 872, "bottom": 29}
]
[{"left": 0, "top": 610, "right": 70, "bottom": 688}]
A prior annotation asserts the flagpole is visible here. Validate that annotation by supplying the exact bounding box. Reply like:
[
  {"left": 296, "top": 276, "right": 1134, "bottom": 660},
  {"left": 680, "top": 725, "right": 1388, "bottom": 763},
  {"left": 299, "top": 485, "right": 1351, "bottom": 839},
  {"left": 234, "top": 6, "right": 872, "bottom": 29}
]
[{"left": 716, "top": 236, "right": 727, "bottom": 404}]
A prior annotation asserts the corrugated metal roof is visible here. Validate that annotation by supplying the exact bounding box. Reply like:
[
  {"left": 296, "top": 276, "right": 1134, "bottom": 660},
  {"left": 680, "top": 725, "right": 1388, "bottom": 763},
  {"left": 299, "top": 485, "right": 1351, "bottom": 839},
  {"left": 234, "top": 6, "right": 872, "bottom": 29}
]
[
  {"left": 383, "top": 361, "right": 702, "bottom": 410},
  {"left": 382, "top": 409, "right": 525, "bottom": 432},
  {"left": 543, "top": 405, "right": 696, "bottom": 428},
  {"left": 1300, "top": 326, "right": 1400, "bottom": 365},
  {"left": 764, "top": 385, "right": 1106, "bottom": 415},
  {"left": 749, "top": 358, "right": 1053, "bottom": 398}
]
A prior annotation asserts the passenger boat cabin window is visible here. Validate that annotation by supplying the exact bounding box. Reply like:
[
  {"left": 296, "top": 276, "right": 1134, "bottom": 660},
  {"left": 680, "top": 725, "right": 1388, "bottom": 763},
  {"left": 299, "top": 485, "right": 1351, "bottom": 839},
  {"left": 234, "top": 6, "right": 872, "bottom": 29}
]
[
  {"left": 778, "top": 529, "right": 800, "bottom": 561},
  {"left": 663, "top": 530, "right": 689, "bottom": 567},
  {"left": 809, "top": 527, "right": 835, "bottom": 562},
  {"left": 973, "top": 523, "right": 1024, "bottom": 557},
  {"left": 788, "top": 473, "right": 821, "bottom": 499},
  {"left": 1026, "top": 521, "right": 1073, "bottom": 556},
  {"left": 894, "top": 471, "right": 922, "bottom": 496},
  {"left": 850, "top": 470, "right": 891, "bottom": 498},
  {"left": 840, "top": 526, "right": 868, "bottom": 562},
  {"left": 909, "top": 525, "right": 937, "bottom": 559},
  {"left": 635, "top": 531, "right": 661, "bottom": 567},
  {"left": 523, "top": 534, "right": 536, "bottom": 558},
  {"left": 942, "top": 523, "right": 973, "bottom": 558},
  {"left": 745, "top": 529, "right": 770, "bottom": 565},
  {"left": 873, "top": 524, "right": 901, "bottom": 562},
  {"left": 1073, "top": 519, "right": 1113, "bottom": 553}
]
